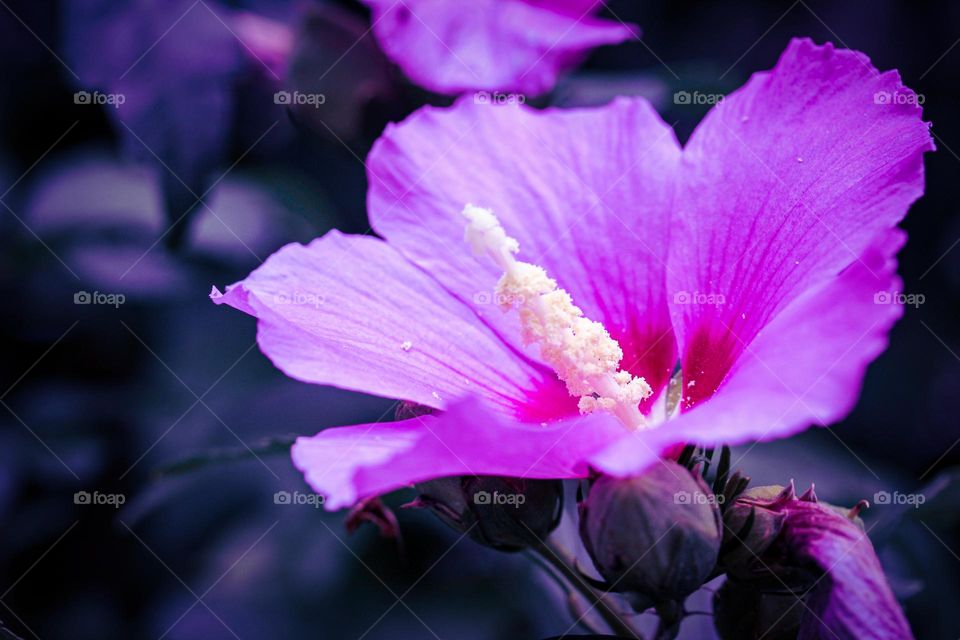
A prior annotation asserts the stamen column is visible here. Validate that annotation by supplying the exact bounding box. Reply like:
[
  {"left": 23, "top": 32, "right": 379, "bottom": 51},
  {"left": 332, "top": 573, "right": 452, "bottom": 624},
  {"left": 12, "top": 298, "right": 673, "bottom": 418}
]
[{"left": 462, "top": 204, "right": 651, "bottom": 430}]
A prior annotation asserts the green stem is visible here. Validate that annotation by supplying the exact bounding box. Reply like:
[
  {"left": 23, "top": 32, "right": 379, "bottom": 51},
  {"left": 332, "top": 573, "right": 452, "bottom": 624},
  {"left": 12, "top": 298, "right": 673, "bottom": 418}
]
[
  {"left": 153, "top": 435, "right": 296, "bottom": 478},
  {"left": 532, "top": 540, "right": 645, "bottom": 639}
]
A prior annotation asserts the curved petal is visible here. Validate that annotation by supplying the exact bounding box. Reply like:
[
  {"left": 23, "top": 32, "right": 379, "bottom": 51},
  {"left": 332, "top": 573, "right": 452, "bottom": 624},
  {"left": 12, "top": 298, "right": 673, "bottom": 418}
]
[
  {"left": 367, "top": 97, "right": 682, "bottom": 400},
  {"left": 292, "top": 397, "right": 630, "bottom": 510},
  {"left": 361, "top": 0, "right": 636, "bottom": 96},
  {"left": 784, "top": 501, "right": 914, "bottom": 640},
  {"left": 670, "top": 38, "right": 933, "bottom": 406},
  {"left": 592, "top": 231, "right": 907, "bottom": 477},
  {"left": 212, "top": 231, "right": 573, "bottom": 420}
]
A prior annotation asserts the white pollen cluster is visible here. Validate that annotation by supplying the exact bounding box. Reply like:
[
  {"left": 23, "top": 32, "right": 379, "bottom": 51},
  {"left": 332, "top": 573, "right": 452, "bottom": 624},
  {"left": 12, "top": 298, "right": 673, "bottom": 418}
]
[{"left": 462, "top": 204, "right": 651, "bottom": 430}]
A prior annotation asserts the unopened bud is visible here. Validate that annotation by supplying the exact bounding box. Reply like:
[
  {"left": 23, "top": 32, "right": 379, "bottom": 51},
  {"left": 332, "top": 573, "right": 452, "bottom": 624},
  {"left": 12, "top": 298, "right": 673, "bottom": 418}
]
[
  {"left": 579, "top": 462, "right": 722, "bottom": 604},
  {"left": 719, "top": 484, "right": 792, "bottom": 576},
  {"left": 716, "top": 482, "right": 914, "bottom": 640},
  {"left": 397, "top": 402, "right": 562, "bottom": 550},
  {"left": 411, "top": 476, "right": 563, "bottom": 551}
]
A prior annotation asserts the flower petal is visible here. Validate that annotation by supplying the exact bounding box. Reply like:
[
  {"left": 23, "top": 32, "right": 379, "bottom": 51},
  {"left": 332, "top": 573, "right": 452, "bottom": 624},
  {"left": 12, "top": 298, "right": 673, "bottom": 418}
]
[
  {"left": 292, "top": 397, "right": 630, "bottom": 510},
  {"left": 367, "top": 96, "right": 682, "bottom": 399},
  {"left": 785, "top": 501, "right": 914, "bottom": 640},
  {"left": 212, "top": 231, "right": 573, "bottom": 419},
  {"left": 662, "top": 231, "right": 906, "bottom": 453},
  {"left": 590, "top": 231, "right": 906, "bottom": 475},
  {"left": 361, "top": 0, "right": 635, "bottom": 96},
  {"left": 670, "top": 38, "right": 933, "bottom": 405}
]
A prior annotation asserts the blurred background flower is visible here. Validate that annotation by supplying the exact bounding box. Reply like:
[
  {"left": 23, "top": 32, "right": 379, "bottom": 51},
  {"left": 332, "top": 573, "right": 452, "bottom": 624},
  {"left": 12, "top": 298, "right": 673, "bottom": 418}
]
[
  {"left": 1, "top": 0, "right": 959, "bottom": 638},
  {"left": 358, "top": 0, "right": 637, "bottom": 96}
]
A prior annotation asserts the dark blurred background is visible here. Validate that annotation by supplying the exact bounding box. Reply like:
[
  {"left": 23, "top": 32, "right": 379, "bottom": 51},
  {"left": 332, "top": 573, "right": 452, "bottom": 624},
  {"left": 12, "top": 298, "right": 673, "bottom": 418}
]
[{"left": 1, "top": 0, "right": 958, "bottom": 638}]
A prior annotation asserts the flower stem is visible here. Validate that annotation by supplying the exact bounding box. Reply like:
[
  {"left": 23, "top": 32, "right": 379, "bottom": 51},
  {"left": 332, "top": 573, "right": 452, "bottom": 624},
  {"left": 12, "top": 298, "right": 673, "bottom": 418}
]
[
  {"left": 652, "top": 601, "right": 683, "bottom": 640},
  {"left": 531, "top": 540, "right": 645, "bottom": 639}
]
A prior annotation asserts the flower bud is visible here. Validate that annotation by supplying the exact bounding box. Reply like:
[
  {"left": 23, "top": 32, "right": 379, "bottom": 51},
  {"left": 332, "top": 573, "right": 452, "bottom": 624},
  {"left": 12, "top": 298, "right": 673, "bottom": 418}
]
[
  {"left": 411, "top": 476, "right": 563, "bottom": 551},
  {"left": 579, "top": 462, "right": 722, "bottom": 604},
  {"left": 718, "top": 484, "right": 792, "bottom": 577},
  {"left": 397, "top": 403, "right": 563, "bottom": 550},
  {"left": 715, "top": 482, "right": 914, "bottom": 640}
]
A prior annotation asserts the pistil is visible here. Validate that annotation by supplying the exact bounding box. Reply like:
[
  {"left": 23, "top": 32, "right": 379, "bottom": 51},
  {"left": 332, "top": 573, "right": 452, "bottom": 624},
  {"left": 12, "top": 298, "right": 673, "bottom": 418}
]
[{"left": 462, "top": 204, "right": 651, "bottom": 430}]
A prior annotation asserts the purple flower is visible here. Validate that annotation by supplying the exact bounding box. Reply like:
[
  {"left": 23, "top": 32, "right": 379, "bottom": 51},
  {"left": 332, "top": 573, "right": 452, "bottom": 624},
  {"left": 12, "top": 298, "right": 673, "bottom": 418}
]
[
  {"left": 359, "top": 0, "right": 637, "bottom": 96},
  {"left": 213, "top": 39, "right": 932, "bottom": 510}
]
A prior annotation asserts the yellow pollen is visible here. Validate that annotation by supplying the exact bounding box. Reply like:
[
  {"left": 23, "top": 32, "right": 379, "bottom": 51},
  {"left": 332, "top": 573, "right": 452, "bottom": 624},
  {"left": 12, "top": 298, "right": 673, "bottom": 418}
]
[{"left": 462, "top": 204, "right": 651, "bottom": 430}]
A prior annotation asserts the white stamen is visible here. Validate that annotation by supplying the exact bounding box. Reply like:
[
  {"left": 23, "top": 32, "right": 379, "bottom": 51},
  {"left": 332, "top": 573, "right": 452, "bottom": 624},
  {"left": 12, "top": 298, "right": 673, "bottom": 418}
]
[
  {"left": 463, "top": 204, "right": 520, "bottom": 272},
  {"left": 462, "top": 205, "right": 651, "bottom": 430}
]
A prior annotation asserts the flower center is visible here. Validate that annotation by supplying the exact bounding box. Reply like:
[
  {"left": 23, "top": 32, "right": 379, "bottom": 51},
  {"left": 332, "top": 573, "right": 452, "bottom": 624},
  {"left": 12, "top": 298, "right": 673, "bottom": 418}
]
[{"left": 462, "top": 204, "right": 651, "bottom": 430}]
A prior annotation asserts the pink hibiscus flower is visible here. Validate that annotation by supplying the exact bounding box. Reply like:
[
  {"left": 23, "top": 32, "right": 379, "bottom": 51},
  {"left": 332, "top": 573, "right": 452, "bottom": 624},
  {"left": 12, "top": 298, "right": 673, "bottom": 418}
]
[
  {"left": 212, "top": 38, "right": 933, "bottom": 511},
  {"left": 360, "top": 0, "right": 637, "bottom": 96}
]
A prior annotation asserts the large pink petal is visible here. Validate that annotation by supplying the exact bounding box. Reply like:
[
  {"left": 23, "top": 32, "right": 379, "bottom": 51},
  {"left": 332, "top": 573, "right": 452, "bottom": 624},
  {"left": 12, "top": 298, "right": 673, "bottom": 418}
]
[
  {"left": 212, "top": 231, "right": 573, "bottom": 420},
  {"left": 593, "top": 231, "right": 907, "bottom": 476},
  {"left": 670, "top": 38, "right": 933, "bottom": 407},
  {"left": 361, "top": 0, "right": 635, "bottom": 96},
  {"left": 367, "top": 97, "right": 682, "bottom": 401},
  {"left": 292, "top": 397, "right": 630, "bottom": 510}
]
